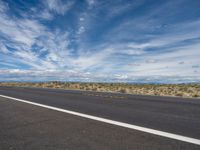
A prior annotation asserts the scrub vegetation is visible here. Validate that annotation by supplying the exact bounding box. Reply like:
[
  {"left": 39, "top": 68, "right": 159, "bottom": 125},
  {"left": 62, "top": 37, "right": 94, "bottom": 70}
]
[{"left": 0, "top": 82, "right": 200, "bottom": 98}]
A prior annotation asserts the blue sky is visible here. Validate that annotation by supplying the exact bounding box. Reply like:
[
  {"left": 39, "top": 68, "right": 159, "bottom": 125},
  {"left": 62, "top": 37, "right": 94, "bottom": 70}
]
[{"left": 0, "top": 0, "right": 200, "bottom": 83}]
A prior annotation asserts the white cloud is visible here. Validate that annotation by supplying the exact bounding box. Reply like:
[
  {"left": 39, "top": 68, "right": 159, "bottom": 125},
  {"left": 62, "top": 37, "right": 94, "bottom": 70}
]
[
  {"left": 145, "top": 59, "right": 158, "bottom": 63},
  {"left": 0, "top": 1, "right": 8, "bottom": 13},
  {"left": 77, "top": 26, "right": 85, "bottom": 35},
  {"left": 0, "top": 69, "right": 93, "bottom": 81},
  {"left": 123, "top": 43, "right": 200, "bottom": 77},
  {"left": 0, "top": 1, "right": 71, "bottom": 71},
  {"left": 1, "top": 68, "right": 199, "bottom": 83},
  {"left": 0, "top": 0, "right": 200, "bottom": 83},
  {"left": 39, "top": 9, "right": 54, "bottom": 20},
  {"left": 80, "top": 17, "right": 85, "bottom": 21},
  {"left": 86, "top": 0, "right": 95, "bottom": 6},
  {"left": 117, "top": 48, "right": 145, "bottom": 55},
  {"left": 71, "top": 47, "right": 113, "bottom": 70},
  {"left": 0, "top": 62, "right": 18, "bottom": 68},
  {"left": 106, "top": 0, "right": 145, "bottom": 19},
  {"left": 0, "top": 13, "right": 45, "bottom": 46},
  {"left": 45, "top": 0, "right": 74, "bottom": 15},
  {"left": 0, "top": 42, "right": 9, "bottom": 53}
]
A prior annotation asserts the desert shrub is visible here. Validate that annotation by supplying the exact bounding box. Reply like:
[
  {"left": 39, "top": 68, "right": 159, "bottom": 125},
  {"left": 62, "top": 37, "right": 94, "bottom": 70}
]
[
  {"left": 85, "top": 87, "right": 91, "bottom": 90},
  {"left": 175, "top": 92, "right": 183, "bottom": 97},
  {"left": 1, "top": 82, "right": 200, "bottom": 98},
  {"left": 192, "top": 93, "right": 200, "bottom": 97},
  {"left": 119, "top": 88, "right": 129, "bottom": 93}
]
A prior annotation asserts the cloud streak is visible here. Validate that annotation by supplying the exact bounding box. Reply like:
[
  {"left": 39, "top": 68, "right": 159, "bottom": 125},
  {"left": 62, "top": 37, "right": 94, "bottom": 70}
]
[{"left": 45, "top": 0, "right": 74, "bottom": 15}]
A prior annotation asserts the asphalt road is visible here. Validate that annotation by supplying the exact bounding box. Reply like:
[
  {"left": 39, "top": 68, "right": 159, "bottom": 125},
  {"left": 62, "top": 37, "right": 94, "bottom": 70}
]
[{"left": 0, "top": 86, "right": 200, "bottom": 149}]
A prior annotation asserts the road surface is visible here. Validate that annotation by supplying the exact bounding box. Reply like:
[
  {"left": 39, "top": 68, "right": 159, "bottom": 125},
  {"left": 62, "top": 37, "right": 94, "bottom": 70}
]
[{"left": 0, "top": 86, "right": 200, "bottom": 149}]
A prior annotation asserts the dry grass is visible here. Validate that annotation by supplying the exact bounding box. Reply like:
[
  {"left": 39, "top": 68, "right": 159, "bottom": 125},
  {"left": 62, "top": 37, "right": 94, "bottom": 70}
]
[{"left": 0, "top": 82, "right": 200, "bottom": 98}]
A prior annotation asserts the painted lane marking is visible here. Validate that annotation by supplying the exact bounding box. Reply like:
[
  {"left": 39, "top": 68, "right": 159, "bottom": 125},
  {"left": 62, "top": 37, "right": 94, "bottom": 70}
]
[{"left": 0, "top": 94, "right": 200, "bottom": 145}]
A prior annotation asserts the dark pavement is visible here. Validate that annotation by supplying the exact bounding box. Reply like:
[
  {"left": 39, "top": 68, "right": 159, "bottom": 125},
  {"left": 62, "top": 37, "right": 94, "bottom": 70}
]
[{"left": 0, "top": 86, "right": 200, "bottom": 149}]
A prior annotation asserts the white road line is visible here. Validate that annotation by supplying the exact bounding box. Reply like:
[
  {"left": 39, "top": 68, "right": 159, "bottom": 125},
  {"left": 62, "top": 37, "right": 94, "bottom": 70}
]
[{"left": 0, "top": 94, "right": 200, "bottom": 146}]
